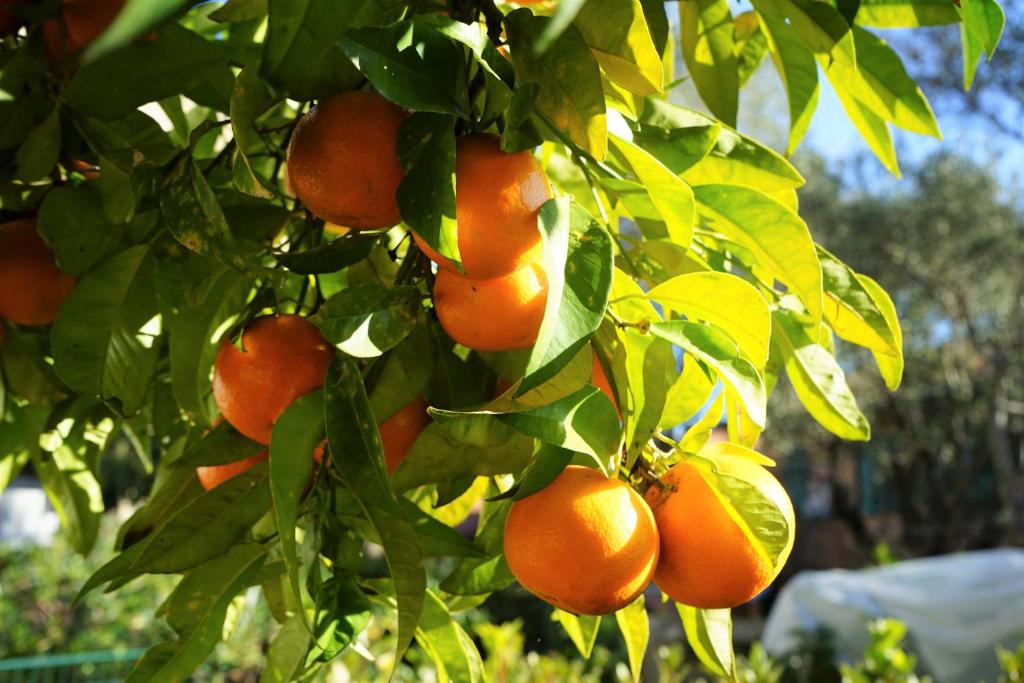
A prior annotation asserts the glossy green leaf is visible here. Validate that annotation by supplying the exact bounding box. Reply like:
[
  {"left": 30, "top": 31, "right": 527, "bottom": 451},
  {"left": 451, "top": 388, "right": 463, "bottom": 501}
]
[
  {"left": 36, "top": 186, "right": 128, "bottom": 276},
  {"left": 575, "top": 0, "right": 663, "bottom": 96},
  {"left": 66, "top": 26, "right": 229, "bottom": 121},
  {"left": 311, "top": 576, "right": 372, "bottom": 661},
  {"left": 275, "top": 233, "right": 382, "bottom": 275},
  {"left": 260, "top": 613, "right": 310, "bottom": 683},
  {"left": 16, "top": 108, "right": 61, "bottom": 182},
  {"left": 0, "top": 404, "right": 46, "bottom": 498},
  {"left": 324, "top": 356, "right": 426, "bottom": 673},
  {"left": 649, "top": 320, "right": 766, "bottom": 429},
  {"left": 230, "top": 67, "right": 279, "bottom": 199},
  {"left": 855, "top": 0, "right": 960, "bottom": 27},
  {"left": 270, "top": 392, "right": 324, "bottom": 618},
  {"left": 857, "top": 274, "right": 904, "bottom": 391},
  {"left": 168, "top": 422, "right": 264, "bottom": 470},
  {"left": 678, "top": 390, "right": 725, "bottom": 454},
  {"left": 772, "top": 308, "right": 870, "bottom": 440},
  {"left": 680, "top": 0, "right": 739, "bottom": 126},
  {"left": 677, "top": 605, "right": 736, "bottom": 679},
  {"left": 396, "top": 112, "right": 460, "bottom": 268},
  {"left": 694, "top": 184, "right": 822, "bottom": 323},
  {"left": 660, "top": 354, "right": 716, "bottom": 430},
  {"left": 751, "top": 0, "right": 855, "bottom": 68},
  {"left": 126, "top": 544, "right": 268, "bottom": 683},
  {"left": 553, "top": 610, "right": 601, "bottom": 658},
  {"left": 84, "top": 0, "right": 190, "bottom": 60},
  {"left": 341, "top": 21, "right": 470, "bottom": 116},
  {"left": 635, "top": 101, "right": 720, "bottom": 175},
  {"left": 490, "top": 443, "right": 574, "bottom": 503},
  {"left": 615, "top": 595, "right": 649, "bottom": 683},
  {"left": 260, "top": 0, "right": 368, "bottom": 101},
  {"left": 210, "top": 0, "right": 268, "bottom": 22},
  {"left": 506, "top": 9, "right": 607, "bottom": 159},
  {"left": 960, "top": 0, "right": 1005, "bottom": 59},
  {"left": 51, "top": 246, "right": 159, "bottom": 417},
  {"left": 647, "top": 271, "right": 771, "bottom": 367},
  {"left": 758, "top": 11, "right": 820, "bottom": 155},
  {"left": 519, "top": 198, "right": 613, "bottom": 394},
  {"left": 824, "top": 63, "right": 900, "bottom": 175},
  {"left": 735, "top": 13, "right": 768, "bottom": 87},
  {"left": 116, "top": 459, "right": 203, "bottom": 550},
  {"left": 416, "top": 589, "right": 485, "bottom": 683},
  {"left": 314, "top": 285, "right": 418, "bottom": 358},
  {"left": 608, "top": 130, "right": 695, "bottom": 248}
]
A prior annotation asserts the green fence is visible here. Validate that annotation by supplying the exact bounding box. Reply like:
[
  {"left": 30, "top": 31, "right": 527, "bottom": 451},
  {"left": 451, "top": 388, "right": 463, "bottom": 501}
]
[{"left": 0, "top": 649, "right": 145, "bottom": 682}]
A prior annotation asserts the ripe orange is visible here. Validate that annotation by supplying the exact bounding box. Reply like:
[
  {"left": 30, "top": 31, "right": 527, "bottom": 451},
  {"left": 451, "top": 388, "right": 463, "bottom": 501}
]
[
  {"left": 197, "top": 444, "right": 325, "bottom": 491},
  {"left": 433, "top": 261, "right": 547, "bottom": 351},
  {"left": 43, "top": 0, "right": 127, "bottom": 61},
  {"left": 287, "top": 91, "right": 406, "bottom": 229},
  {"left": 503, "top": 465, "right": 659, "bottom": 615},
  {"left": 644, "top": 461, "right": 774, "bottom": 608},
  {"left": 0, "top": 219, "right": 76, "bottom": 326},
  {"left": 379, "top": 396, "right": 429, "bottom": 474},
  {"left": 212, "top": 315, "right": 335, "bottom": 445},
  {"left": 413, "top": 134, "right": 551, "bottom": 279}
]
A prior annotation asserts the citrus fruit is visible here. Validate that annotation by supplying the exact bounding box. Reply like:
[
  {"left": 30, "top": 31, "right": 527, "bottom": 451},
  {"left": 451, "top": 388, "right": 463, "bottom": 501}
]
[
  {"left": 286, "top": 91, "right": 406, "bottom": 228},
  {"left": 413, "top": 134, "right": 551, "bottom": 279},
  {"left": 590, "top": 351, "right": 618, "bottom": 412},
  {"left": 0, "top": 219, "right": 76, "bottom": 326},
  {"left": 503, "top": 465, "right": 659, "bottom": 615},
  {"left": 43, "top": 0, "right": 127, "bottom": 60},
  {"left": 644, "top": 460, "right": 780, "bottom": 608},
  {"left": 379, "top": 396, "right": 429, "bottom": 474},
  {"left": 197, "top": 444, "right": 325, "bottom": 491},
  {"left": 212, "top": 314, "right": 335, "bottom": 445},
  {"left": 433, "top": 261, "right": 547, "bottom": 351}
]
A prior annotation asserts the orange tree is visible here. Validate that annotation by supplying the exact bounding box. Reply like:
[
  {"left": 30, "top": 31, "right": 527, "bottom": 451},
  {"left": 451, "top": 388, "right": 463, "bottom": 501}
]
[{"left": 0, "top": 0, "right": 1004, "bottom": 680}]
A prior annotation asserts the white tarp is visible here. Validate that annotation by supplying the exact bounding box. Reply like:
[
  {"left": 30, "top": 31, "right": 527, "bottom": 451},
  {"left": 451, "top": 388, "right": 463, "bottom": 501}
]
[{"left": 762, "top": 548, "right": 1024, "bottom": 683}]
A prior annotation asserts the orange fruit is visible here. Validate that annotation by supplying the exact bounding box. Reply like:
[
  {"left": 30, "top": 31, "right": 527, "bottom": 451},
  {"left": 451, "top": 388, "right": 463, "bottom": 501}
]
[
  {"left": 286, "top": 91, "right": 406, "bottom": 229},
  {"left": 433, "top": 261, "right": 547, "bottom": 351},
  {"left": 379, "top": 396, "right": 429, "bottom": 474},
  {"left": 413, "top": 134, "right": 551, "bottom": 279},
  {"left": 43, "top": 0, "right": 127, "bottom": 61},
  {"left": 0, "top": 219, "right": 76, "bottom": 326},
  {"left": 644, "top": 461, "right": 774, "bottom": 608},
  {"left": 197, "top": 444, "right": 325, "bottom": 491},
  {"left": 212, "top": 314, "right": 335, "bottom": 445},
  {"left": 590, "top": 352, "right": 618, "bottom": 412},
  {"left": 503, "top": 465, "right": 659, "bottom": 615}
]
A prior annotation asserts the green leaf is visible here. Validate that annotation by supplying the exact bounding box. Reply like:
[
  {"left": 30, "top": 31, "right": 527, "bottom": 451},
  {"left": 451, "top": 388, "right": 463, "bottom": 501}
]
[
  {"left": 51, "top": 246, "right": 159, "bottom": 416},
  {"left": 126, "top": 544, "right": 268, "bottom": 683},
  {"left": 635, "top": 101, "right": 720, "bottom": 174},
  {"left": 694, "top": 184, "right": 822, "bottom": 324},
  {"left": 260, "top": 613, "right": 310, "bottom": 683},
  {"left": 260, "top": 0, "right": 368, "bottom": 101},
  {"left": 116, "top": 456, "right": 203, "bottom": 550},
  {"left": 857, "top": 274, "right": 904, "bottom": 391},
  {"left": 823, "top": 63, "right": 900, "bottom": 175},
  {"left": 817, "top": 246, "right": 902, "bottom": 384},
  {"left": 440, "top": 496, "right": 515, "bottom": 596},
  {"left": 679, "top": 390, "right": 725, "bottom": 453},
  {"left": 16, "top": 108, "right": 61, "bottom": 182},
  {"left": 575, "top": 0, "right": 663, "bottom": 96},
  {"left": 160, "top": 263, "right": 250, "bottom": 422},
  {"left": 680, "top": 0, "right": 739, "bottom": 126},
  {"left": 417, "top": 15, "right": 515, "bottom": 87},
  {"left": 84, "top": 0, "right": 191, "bottom": 60},
  {"left": 391, "top": 423, "right": 535, "bottom": 493},
  {"left": 772, "top": 308, "right": 870, "bottom": 440},
  {"left": 647, "top": 271, "right": 771, "bottom": 367},
  {"left": 74, "top": 110, "right": 177, "bottom": 171},
  {"left": 275, "top": 233, "right": 382, "bottom": 275},
  {"left": 615, "top": 596, "right": 649, "bottom": 683},
  {"left": 649, "top": 321, "right": 766, "bottom": 429},
  {"left": 341, "top": 21, "right": 470, "bottom": 117},
  {"left": 855, "top": 0, "right": 961, "bottom": 27},
  {"left": 314, "top": 285, "right": 418, "bottom": 359},
  {"left": 66, "top": 26, "right": 229, "bottom": 121},
  {"left": 210, "top": 0, "right": 268, "bottom": 23},
  {"left": 34, "top": 400, "right": 110, "bottom": 555},
  {"left": 506, "top": 9, "right": 608, "bottom": 159},
  {"left": 607, "top": 130, "right": 695, "bottom": 248},
  {"left": 416, "top": 589, "right": 486, "bottom": 683},
  {"left": 490, "top": 443, "right": 574, "bottom": 502},
  {"left": 36, "top": 186, "right": 127, "bottom": 276},
  {"left": 960, "top": 0, "right": 1005, "bottom": 59},
  {"left": 660, "top": 354, "right": 716, "bottom": 430},
  {"left": 824, "top": 28, "right": 941, "bottom": 138},
  {"left": 230, "top": 67, "right": 280, "bottom": 199},
  {"left": 693, "top": 443, "right": 795, "bottom": 569},
  {"left": 324, "top": 356, "right": 426, "bottom": 673},
  {"left": 310, "top": 576, "right": 371, "bottom": 661},
  {"left": 127, "top": 464, "right": 273, "bottom": 574},
  {"left": 519, "top": 199, "right": 613, "bottom": 394},
  {"left": 168, "top": 422, "right": 264, "bottom": 471},
  {"left": 553, "top": 610, "right": 601, "bottom": 658},
  {"left": 396, "top": 112, "right": 460, "bottom": 268},
  {"left": 758, "top": 11, "right": 820, "bottom": 155},
  {"left": 397, "top": 499, "right": 485, "bottom": 558},
  {"left": 677, "top": 605, "right": 736, "bottom": 680},
  {"left": 735, "top": 14, "right": 768, "bottom": 87},
  {"left": 751, "top": 0, "right": 855, "bottom": 68},
  {"left": 160, "top": 154, "right": 250, "bottom": 272},
  {"left": 0, "top": 404, "right": 47, "bottom": 497},
  {"left": 270, "top": 392, "right": 324, "bottom": 619}
]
